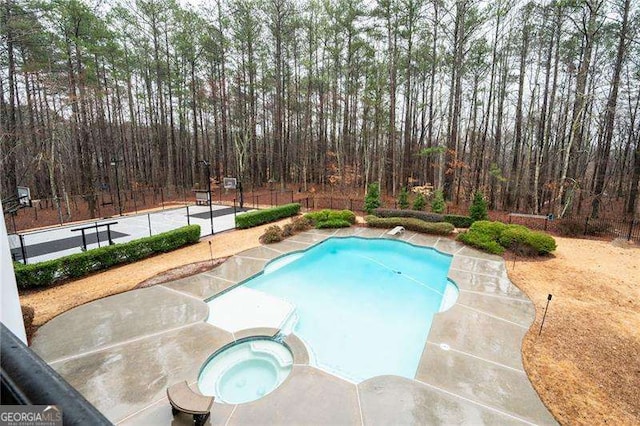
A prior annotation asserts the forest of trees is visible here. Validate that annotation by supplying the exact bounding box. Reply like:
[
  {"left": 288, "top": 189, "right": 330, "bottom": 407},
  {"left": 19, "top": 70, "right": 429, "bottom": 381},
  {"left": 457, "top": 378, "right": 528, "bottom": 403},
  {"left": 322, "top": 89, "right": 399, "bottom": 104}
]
[{"left": 1, "top": 0, "right": 639, "bottom": 219}]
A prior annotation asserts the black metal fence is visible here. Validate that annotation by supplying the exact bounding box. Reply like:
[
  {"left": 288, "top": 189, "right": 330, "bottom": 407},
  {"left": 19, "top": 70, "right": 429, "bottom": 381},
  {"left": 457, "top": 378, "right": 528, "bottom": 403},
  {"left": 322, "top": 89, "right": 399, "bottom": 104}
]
[{"left": 504, "top": 214, "right": 640, "bottom": 243}]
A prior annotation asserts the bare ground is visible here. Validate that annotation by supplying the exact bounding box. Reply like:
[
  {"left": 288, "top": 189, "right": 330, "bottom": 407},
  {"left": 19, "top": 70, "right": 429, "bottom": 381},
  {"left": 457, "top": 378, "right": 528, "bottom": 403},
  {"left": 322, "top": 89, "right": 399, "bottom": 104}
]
[
  {"left": 509, "top": 237, "right": 640, "bottom": 425},
  {"left": 19, "top": 226, "right": 640, "bottom": 425}
]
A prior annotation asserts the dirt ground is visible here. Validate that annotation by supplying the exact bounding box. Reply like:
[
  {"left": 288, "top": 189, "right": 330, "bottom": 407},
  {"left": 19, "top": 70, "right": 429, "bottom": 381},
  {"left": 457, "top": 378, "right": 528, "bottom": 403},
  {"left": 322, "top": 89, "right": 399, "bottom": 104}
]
[
  {"left": 19, "top": 226, "right": 640, "bottom": 425},
  {"left": 509, "top": 237, "right": 640, "bottom": 425}
]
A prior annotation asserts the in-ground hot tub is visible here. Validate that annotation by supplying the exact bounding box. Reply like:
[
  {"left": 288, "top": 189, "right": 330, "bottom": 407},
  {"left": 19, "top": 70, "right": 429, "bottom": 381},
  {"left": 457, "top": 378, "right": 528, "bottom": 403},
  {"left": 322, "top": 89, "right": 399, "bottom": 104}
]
[{"left": 198, "top": 338, "right": 293, "bottom": 404}]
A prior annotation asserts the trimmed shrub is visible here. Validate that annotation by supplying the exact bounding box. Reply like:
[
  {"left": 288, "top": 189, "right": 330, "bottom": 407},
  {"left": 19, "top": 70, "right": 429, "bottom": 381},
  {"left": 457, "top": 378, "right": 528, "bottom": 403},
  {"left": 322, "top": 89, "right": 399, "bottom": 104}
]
[
  {"left": 498, "top": 226, "right": 537, "bottom": 256},
  {"left": 431, "top": 189, "right": 445, "bottom": 213},
  {"left": 305, "top": 209, "right": 356, "bottom": 228},
  {"left": 498, "top": 226, "right": 557, "bottom": 256},
  {"left": 14, "top": 260, "right": 58, "bottom": 288},
  {"left": 291, "top": 216, "right": 313, "bottom": 232},
  {"left": 260, "top": 225, "right": 284, "bottom": 244},
  {"left": 444, "top": 214, "right": 473, "bottom": 228},
  {"left": 522, "top": 231, "right": 557, "bottom": 255},
  {"left": 469, "top": 191, "right": 488, "bottom": 221},
  {"left": 468, "top": 220, "right": 508, "bottom": 239},
  {"left": 457, "top": 231, "right": 506, "bottom": 254},
  {"left": 235, "top": 203, "right": 301, "bottom": 229},
  {"left": 365, "top": 216, "right": 454, "bottom": 235},
  {"left": 364, "top": 183, "right": 381, "bottom": 214},
  {"left": 373, "top": 208, "right": 444, "bottom": 223},
  {"left": 22, "top": 305, "right": 35, "bottom": 343},
  {"left": 14, "top": 225, "right": 201, "bottom": 289},
  {"left": 457, "top": 220, "right": 556, "bottom": 256},
  {"left": 282, "top": 223, "right": 295, "bottom": 237},
  {"left": 412, "top": 193, "right": 426, "bottom": 211},
  {"left": 397, "top": 187, "right": 410, "bottom": 209},
  {"left": 316, "top": 219, "right": 352, "bottom": 229}
]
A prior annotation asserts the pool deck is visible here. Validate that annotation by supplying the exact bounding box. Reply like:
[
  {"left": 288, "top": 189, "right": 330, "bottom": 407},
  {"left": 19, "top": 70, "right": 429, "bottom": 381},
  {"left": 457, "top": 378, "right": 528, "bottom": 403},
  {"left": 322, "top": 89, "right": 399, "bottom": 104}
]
[{"left": 31, "top": 227, "right": 557, "bottom": 425}]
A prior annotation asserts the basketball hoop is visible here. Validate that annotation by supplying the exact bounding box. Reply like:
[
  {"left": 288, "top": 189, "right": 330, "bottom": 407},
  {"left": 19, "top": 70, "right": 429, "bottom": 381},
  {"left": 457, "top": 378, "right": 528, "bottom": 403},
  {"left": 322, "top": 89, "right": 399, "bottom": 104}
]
[{"left": 223, "top": 177, "right": 237, "bottom": 190}]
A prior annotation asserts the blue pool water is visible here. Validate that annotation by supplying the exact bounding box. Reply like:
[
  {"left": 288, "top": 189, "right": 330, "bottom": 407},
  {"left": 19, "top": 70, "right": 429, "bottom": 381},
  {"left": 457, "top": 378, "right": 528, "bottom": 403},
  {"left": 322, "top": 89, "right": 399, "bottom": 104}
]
[
  {"left": 198, "top": 339, "right": 293, "bottom": 403},
  {"left": 242, "top": 237, "right": 456, "bottom": 383}
]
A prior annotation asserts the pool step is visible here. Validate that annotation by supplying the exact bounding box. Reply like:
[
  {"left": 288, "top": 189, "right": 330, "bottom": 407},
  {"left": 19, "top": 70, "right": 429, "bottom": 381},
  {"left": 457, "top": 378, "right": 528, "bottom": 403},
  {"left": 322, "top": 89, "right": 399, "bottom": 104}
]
[
  {"left": 250, "top": 340, "right": 293, "bottom": 367},
  {"left": 206, "top": 287, "right": 296, "bottom": 333}
]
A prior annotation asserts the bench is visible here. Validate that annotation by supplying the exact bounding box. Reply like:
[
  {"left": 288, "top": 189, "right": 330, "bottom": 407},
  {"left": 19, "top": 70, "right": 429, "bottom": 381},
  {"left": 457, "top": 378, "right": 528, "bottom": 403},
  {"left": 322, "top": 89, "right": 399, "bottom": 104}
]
[
  {"left": 167, "top": 381, "right": 214, "bottom": 426},
  {"left": 508, "top": 213, "right": 553, "bottom": 231}
]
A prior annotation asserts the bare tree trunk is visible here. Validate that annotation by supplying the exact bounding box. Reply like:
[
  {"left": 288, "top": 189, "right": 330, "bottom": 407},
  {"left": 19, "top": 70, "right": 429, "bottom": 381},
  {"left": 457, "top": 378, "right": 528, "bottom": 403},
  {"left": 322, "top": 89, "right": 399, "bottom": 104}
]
[
  {"left": 508, "top": 6, "right": 530, "bottom": 209},
  {"left": 3, "top": 0, "right": 18, "bottom": 197},
  {"left": 590, "top": 0, "right": 630, "bottom": 218}
]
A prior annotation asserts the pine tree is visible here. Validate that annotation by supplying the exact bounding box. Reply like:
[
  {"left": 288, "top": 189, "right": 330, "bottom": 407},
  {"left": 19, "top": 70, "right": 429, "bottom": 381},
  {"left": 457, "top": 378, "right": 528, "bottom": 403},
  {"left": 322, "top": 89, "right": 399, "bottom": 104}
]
[
  {"left": 364, "top": 183, "right": 381, "bottom": 214},
  {"left": 398, "top": 187, "right": 409, "bottom": 209},
  {"left": 412, "top": 193, "right": 426, "bottom": 211},
  {"left": 431, "top": 190, "right": 445, "bottom": 213},
  {"left": 469, "top": 191, "right": 488, "bottom": 221}
]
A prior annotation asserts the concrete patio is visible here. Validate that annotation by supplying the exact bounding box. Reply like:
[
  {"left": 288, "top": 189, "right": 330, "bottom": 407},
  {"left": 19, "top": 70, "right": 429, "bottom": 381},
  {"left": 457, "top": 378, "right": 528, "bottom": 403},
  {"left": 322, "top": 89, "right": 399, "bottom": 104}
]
[{"left": 31, "top": 227, "right": 557, "bottom": 425}]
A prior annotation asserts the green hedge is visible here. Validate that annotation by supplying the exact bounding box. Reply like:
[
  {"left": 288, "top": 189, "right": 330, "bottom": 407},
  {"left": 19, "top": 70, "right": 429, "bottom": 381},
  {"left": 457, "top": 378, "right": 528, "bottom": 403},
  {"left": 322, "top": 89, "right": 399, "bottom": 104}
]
[
  {"left": 235, "top": 203, "right": 301, "bottom": 229},
  {"left": 316, "top": 219, "right": 352, "bottom": 229},
  {"left": 373, "top": 208, "right": 444, "bottom": 223},
  {"left": 304, "top": 209, "right": 356, "bottom": 228},
  {"left": 14, "top": 225, "right": 201, "bottom": 289},
  {"left": 444, "top": 214, "right": 474, "bottom": 228},
  {"left": 373, "top": 208, "right": 473, "bottom": 228},
  {"left": 365, "top": 216, "right": 454, "bottom": 235},
  {"left": 457, "top": 220, "right": 556, "bottom": 256}
]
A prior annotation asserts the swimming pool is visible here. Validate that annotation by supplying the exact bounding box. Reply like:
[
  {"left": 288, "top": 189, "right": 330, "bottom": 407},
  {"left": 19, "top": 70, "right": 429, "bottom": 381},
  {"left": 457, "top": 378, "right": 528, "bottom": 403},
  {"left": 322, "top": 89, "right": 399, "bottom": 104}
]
[{"left": 207, "top": 237, "right": 457, "bottom": 383}]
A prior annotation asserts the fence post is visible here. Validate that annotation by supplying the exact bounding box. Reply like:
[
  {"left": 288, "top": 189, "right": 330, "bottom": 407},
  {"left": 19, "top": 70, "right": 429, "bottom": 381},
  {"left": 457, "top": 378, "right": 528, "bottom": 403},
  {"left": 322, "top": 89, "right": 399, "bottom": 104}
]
[
  {"left": 186, "top": 206, "right": 190, "bottom": 225},
  {"left": 133, "top": 190, "right": 138, "bottom": 214},
  {"left": 584, "top": 216, "right": 589, "bottom": 236},
  {"left": 291, "top": 190, "right": 294, "bottom": 204},
  {"left": 19, "top": 234, "right": 27, "bottom": 265},
  {"left": 148, "top": 214, "right": 152, "bottom": 237},
  {"left": 94, "top": 222, "right": 101, "bottom": 248},
  {"left": 627, "top": 219, "right": 635, "bottom": 241}
]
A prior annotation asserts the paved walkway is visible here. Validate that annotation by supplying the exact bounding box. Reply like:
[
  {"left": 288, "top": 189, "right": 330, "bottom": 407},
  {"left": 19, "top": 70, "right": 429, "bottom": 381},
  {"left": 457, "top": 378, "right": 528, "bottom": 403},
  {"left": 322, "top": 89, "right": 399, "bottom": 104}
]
[{"left": 31, "top": 228, "right": 557, "bottom": 425}]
